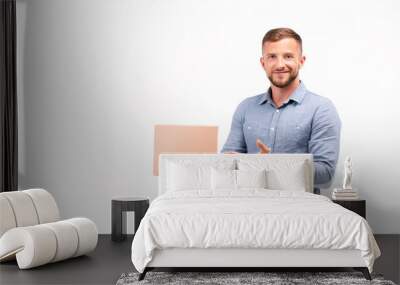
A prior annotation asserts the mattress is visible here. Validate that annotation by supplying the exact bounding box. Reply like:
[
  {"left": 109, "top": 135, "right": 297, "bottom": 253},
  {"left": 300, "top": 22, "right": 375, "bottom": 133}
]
[{"left": 131, "top": 189, "right": 380, "bottom": 273}]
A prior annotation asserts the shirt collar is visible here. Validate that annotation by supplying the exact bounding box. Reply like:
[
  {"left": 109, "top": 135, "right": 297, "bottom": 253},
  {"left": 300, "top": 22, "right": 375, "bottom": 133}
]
[{"left": 258, "top": 81, "right": 307, "bottom": 106}]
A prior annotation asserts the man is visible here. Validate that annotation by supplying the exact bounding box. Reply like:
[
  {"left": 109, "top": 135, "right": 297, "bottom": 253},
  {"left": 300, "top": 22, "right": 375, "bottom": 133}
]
[{"left": 221, "top": 28, "right": 341, "bottom": 189}]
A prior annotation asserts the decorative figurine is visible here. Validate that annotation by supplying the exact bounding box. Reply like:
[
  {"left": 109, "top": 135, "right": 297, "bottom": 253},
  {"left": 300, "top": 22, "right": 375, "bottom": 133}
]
[{"left": 342, "top": 156, "right": 353, "bottom": 190}]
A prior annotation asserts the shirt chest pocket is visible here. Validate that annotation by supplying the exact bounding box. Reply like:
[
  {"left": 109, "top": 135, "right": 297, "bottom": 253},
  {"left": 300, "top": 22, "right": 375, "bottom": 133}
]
[{"left": 281, "top": 123, "right": 310, "bottom": 147}]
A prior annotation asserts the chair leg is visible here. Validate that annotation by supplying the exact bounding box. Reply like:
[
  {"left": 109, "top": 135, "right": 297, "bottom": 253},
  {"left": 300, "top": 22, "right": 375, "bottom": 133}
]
[
  {"left": 138, "top": 268, "right": 148, "bottom": 281},
  {"left": 354, "top": 267, "right": 372, "bottom": 280}
]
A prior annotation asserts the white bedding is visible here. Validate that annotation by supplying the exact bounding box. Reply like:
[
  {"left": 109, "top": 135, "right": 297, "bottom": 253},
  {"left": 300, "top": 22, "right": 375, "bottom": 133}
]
[{"left": 131, "top": 190, "right": 380, "bottom": 273}]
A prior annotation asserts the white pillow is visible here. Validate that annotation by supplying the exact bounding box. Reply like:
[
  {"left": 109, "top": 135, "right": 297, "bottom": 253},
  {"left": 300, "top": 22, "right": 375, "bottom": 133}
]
[
  {"left": 238, "top": 158, "right": 309, "bottom": 192},
  {"left": 165, "top": 159, "right": 236, "bottom": 192},
  {"left": 236, "top": 169, "right": 268, "bottom": 189},
  {"left": 167, "top": 163, "right": 211, "bottom": 191},
  {"left": 211, "top": 168, "right": 236, "bottom": 190},
  {"left": 211, "top": 168, "right": 268, "bottom": 190},
  {"left": 266, "top": 167, "right": 306, "bottom": 191}
]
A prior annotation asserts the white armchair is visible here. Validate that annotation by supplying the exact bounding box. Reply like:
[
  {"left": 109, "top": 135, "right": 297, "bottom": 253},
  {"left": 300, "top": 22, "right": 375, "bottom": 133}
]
[{"left": 0, "top": 189, "right": 98, "bottom": 269}]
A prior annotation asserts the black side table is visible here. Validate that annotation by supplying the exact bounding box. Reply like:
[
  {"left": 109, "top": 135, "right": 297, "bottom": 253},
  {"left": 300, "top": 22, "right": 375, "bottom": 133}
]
[
  {"left": 111, "top": 197, "right": 149, "bottom": 241},
  {"left": 333, "top": 199, "right": 366, "bottom": 219}
]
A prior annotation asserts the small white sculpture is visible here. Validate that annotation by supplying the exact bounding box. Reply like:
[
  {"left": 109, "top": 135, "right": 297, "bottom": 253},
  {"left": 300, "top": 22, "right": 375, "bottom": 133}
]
[{"left": 342, "top": 156, "right": 353, "bottom": 190}]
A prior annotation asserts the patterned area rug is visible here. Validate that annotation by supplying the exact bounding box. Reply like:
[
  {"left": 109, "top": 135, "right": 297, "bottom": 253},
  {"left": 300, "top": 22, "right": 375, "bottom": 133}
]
[{"left": 116, "top": 271, "right": 396, "bottom": 285}]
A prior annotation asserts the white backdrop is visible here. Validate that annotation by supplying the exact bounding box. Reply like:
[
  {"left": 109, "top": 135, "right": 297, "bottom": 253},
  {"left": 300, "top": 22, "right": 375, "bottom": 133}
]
[{"left": 17, "top": 0, "right": 400, "bottom": 233}]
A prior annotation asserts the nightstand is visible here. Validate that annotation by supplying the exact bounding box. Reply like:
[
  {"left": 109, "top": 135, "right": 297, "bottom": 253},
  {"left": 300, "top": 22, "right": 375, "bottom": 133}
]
[
  {"left": 111, "top": 197, "right": 150, "bottom": 241},
  {"left": 332, "top": 199, "right": 366, "bottom": 219}
]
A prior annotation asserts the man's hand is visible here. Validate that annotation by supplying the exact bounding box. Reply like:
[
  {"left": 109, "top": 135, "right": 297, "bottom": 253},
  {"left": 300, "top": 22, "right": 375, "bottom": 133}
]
[{"left": 256, "top": 139, "right": 271, "bottom": 154}]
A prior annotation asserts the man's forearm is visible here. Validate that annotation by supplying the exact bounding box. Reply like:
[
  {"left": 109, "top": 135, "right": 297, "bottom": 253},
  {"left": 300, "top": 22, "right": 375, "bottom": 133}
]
[
  {"left": 220, "top": 143, "right": 246, "bottom": 153},
  {"left": 314, "top": 160, "right": 335, "bottom": 185}
]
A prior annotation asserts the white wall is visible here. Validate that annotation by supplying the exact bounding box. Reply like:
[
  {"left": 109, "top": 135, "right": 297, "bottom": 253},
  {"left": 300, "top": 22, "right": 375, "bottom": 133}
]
[{"left": 17, "top": 0, "right": 400, "bottom": 233}]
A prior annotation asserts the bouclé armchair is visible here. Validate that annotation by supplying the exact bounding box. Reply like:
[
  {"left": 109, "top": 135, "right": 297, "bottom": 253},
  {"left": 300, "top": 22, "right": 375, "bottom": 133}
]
[{"left": 0, "top": 189, "right": 98, "bottom": 269}]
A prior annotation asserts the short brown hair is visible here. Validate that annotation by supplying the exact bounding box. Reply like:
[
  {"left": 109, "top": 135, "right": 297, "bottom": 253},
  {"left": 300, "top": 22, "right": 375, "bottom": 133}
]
[{"left": 262, "top": 28, "right": 302, "bottom": 53}]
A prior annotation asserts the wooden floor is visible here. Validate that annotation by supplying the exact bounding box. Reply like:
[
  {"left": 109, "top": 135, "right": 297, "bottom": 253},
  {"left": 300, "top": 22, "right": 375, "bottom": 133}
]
[{"left": 0, "top": 234, "right": 398, "bottom": 285}]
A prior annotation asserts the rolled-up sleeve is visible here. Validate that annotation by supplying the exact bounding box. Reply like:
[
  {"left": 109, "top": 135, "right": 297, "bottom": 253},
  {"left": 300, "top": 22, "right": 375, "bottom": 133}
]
[
  {"left": 309, "top": 99, "right": 341, "bottom": 185},
  {"left": 221, "top": 100, "right": 248, "bottom": 153}
]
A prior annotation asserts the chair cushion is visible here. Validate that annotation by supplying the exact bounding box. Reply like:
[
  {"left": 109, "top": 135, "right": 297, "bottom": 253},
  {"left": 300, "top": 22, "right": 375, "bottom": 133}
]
[
  {"left": 0, "top": 191, "right": 39, "bottom": 227},
  {"left": 0, "top": 196, "right": 16, "bottom": 237},
  {"left": 0, "top": 226, "right": 57, "bottom": 269},
  {"left": 66, "top": 218, "right": 98, "bottom": 257},
  {"left": 42, "top": 221, "right": 79, "bottom": 262},
  {"left": 24, "top": 189, "right": 60, "bottom": 224}
]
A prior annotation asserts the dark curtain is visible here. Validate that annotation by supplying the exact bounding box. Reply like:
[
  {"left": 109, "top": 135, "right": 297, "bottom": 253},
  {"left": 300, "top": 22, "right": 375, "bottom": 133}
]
[{"left": 0, "top": 0, "right": 18, "bottom": 192}]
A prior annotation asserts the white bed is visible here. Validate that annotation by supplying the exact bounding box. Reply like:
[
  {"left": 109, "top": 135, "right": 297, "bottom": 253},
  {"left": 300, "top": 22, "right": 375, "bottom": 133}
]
[{"left": 131, "top": 154, "right": 380, "bottom": 280}]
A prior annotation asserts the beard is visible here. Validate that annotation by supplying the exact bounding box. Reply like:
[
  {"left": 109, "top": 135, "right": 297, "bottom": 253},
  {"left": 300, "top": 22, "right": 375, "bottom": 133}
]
[{"left": 268, "top": 69, "right": 299, "bottom": 88}]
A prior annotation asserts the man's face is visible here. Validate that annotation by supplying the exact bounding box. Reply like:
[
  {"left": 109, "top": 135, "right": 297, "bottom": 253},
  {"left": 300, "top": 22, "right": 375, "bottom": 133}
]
[{"left": 260, "top": 38, "right": 305, "bottom": 88}]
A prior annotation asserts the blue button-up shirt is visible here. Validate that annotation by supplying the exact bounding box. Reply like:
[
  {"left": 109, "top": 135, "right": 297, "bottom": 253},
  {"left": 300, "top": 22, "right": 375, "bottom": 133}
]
[{"left": 221, "top": 82, "right": 341, "bottom": 185}]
